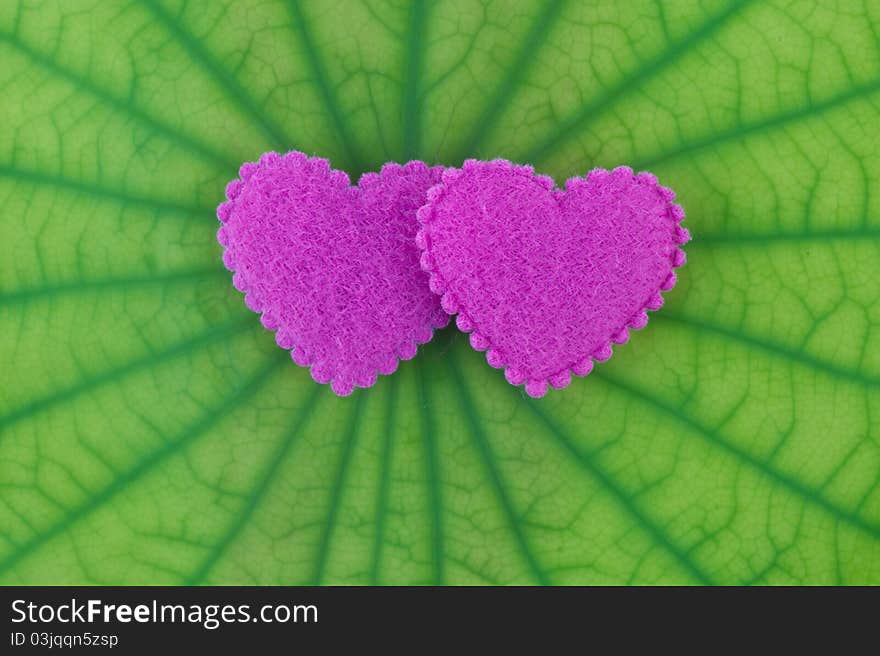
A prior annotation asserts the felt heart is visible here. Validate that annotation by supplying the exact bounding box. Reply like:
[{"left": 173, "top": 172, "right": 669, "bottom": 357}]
[
  {"left": 416, "top": 159, "right": 690, "bottom": 398},
  {"left": 217, "top": 152, "right": 449, "bottom": 396}
]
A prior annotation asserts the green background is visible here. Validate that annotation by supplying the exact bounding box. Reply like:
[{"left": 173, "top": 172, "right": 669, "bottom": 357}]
[{"left": 1, "top": 0, "right": 879, "bottom": 585}]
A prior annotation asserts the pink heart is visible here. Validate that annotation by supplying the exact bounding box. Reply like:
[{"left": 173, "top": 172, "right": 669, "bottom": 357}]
[
  {"left": 217, "top": 152, "right": 449, "bottom": 396},
  {"left": 416, "top": 159, "right": 690, "bottom": 398}
]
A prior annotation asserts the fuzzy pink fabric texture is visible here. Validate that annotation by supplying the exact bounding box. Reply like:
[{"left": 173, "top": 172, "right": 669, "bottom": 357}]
[
  {"left": 217, "top": 151, "right": 449, "bottom": 396},
  {"left": 416, "top": 159, "right": 690, "bottom": 398}
]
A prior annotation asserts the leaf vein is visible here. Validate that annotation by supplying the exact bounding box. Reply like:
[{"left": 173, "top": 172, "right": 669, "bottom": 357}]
[
  {"left": 0, "top": 31, "right": 237, "bottom": 170},
  {"left": 415, "top": 360, "right": 445, "bottom": 585},
  {"left": 141, "top": 0, "right": 292, "bottom": 151},
  {"left": 656, "top": 313, "right": 880, "bottom": 388},
  {"left": 594, "top": 371, "right": 880, "bottom": 542},
  {"left": 0, "top": 316, "right": 255, "bottom": 433},
  {"left": 0, "top": 268, "right": 226, "bottom": 307},
  {"left": 369, "top": 376, "right": 398, "bottom": 585},
  {"left": 520, "top": 0, "right": 755, "bottom": 164},
  {"left": 186, "top": 385, "right": 323, "bottom": 585},
  {"left": 447, "top": 355, "right": 551, "bottom": 585},
  {"left": 453, "top": 0, "right": 567, "bottom": 161},
  {"left": 523, "top": 397, "right": 716, "bottom": 585},
  {"left": 311, "top": 392, "right": 366, "bottom": 585},
  {"left": 0, "top": 355, "right": 285, "bottom": 576},
  {"left": 286, "top": 0, "right": 365, "bottom": 174}
]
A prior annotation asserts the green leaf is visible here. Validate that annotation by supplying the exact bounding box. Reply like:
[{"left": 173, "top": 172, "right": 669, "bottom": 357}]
[{"left": 1, "top": 0, "right": 879, "bottom": 585}]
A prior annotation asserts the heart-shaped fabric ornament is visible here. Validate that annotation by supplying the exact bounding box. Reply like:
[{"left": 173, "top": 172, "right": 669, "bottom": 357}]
[
  {"left": 217, "top": 152, "right": 449, "bottom": 396},
  {"left": 416, "top": 159, "right": 690, "bottom": 398}
]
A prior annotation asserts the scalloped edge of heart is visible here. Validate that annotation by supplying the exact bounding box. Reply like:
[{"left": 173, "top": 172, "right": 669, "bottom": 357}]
[
  {"left": 415, "top": 158, "right": 691, "bottom": 398},
  {"left": 216, "top": 151, "right": 451, "bottom": 397}
]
